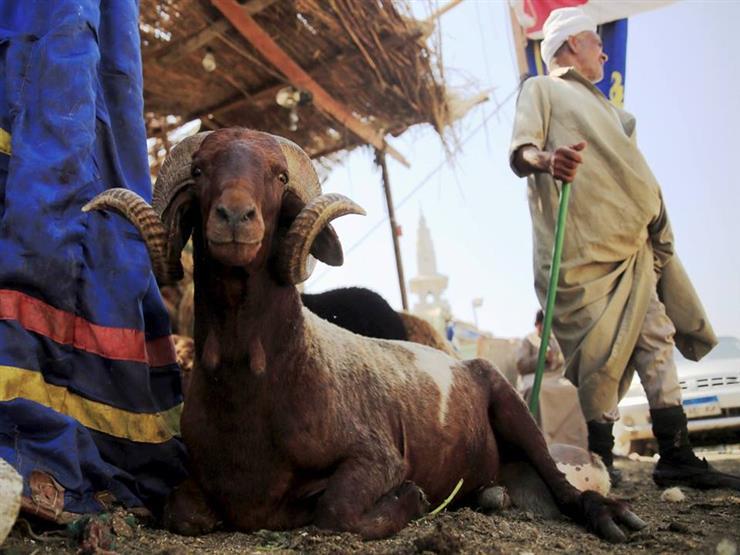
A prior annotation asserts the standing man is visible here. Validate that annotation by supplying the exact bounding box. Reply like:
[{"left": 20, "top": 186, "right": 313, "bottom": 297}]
[{"left": 509, "top": 7, "right": 738, "bottom": 490}]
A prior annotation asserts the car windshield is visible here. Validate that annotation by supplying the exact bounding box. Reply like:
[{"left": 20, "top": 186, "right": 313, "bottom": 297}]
[
  {"left": 704, "top": 336, "right": 740, "bottom": 360},
  {"left": 674, "top": 336, "right": 740, "bottom": 363},
  {"left": 623, "top": 336, "right": 739, "bottom": 398}
]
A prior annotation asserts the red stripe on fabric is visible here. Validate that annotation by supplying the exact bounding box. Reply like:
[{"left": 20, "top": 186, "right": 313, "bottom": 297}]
[
  {"left": 0, "top": 289, "right": 177, "bottom": 366},
  {"left": 146, "top": 335, "right": 178, "bottom": 368},
  {"left": 524, "top": 0, "right": 588, "bottom": 34}
]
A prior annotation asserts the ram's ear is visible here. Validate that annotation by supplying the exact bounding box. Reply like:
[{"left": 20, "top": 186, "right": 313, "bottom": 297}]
[
  {"left": 278, "top": 189, "right": 305, "bottom": 227},
  {"left": 160, "top": 188, "right": 196, "bottom": 276},
  {"left": 309, "top": 224, "right": 343, "bottom": 266}
]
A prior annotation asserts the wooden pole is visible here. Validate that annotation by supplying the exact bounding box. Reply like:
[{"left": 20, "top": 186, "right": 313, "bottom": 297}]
[
  {"left": 508, "top": 6, "right": 530, "bottom": 79},
  {"left": 153, "top": 0, "right": 279, "bottom": 65},
  {"left": 375, "top": 149, "right": 409, "bottom": 310},
  {"left": 425, "top": 0, "right": 465, "bottom": 24}
]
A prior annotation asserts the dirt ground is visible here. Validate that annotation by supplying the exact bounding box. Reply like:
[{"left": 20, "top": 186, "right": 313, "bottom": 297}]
[{"left": 3, "top": 448, "right": 739, "bottom": 555}]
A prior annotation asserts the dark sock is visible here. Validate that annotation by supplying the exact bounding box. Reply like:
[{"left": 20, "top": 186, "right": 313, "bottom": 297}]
[
  {"left": 650, "top": 405, "right": 703, "bottom": 466},
  {"left": 587, "top": 420, "right": 615, "bottom": 467}
]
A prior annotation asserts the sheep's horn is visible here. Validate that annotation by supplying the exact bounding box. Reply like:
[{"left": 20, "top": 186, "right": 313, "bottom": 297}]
[
  {"left": 152, "top": 132, "right": 211, "bottom": 216},
  {"left": 268, "top": 134, "right": 321, "bottom": 205},
  {"left": 149, "top": 131, "right": 212, "bottom": 282},
  {"left": 83, "top": 188, "right": 181, "bottom": 284},
  {"left": 277, "top": 193, "right": 365, "bottom": 285}
]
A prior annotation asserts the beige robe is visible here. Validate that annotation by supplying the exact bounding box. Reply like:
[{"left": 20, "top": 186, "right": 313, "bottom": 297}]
[{"left": 509, "top": 67, "right": 716, "bottom": 421}]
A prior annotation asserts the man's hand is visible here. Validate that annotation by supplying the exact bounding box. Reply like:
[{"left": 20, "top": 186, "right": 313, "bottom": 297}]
[
  {"left": 513, "top": 142, "right": 587, "bottom": 181},
  {"left": 548, "top": 142, "right": 586, "bottom": 182}
]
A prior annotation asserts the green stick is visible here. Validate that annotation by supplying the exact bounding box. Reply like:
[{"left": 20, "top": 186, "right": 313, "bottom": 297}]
[
  {"left": 429, "top": 478, "right": 464, "bottom": 516},
  {"left": 528, "top": 181, "right": 571, "bottom": 417}
]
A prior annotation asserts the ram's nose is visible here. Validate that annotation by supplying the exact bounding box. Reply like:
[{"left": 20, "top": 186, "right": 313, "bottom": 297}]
[{"left": 214, "top": 204, "right": 257, "bottom": 226}]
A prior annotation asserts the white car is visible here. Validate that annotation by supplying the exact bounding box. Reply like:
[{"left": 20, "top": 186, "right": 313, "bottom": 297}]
[{"left": 614, "top": 336, "right": 740, "bottom": 456}]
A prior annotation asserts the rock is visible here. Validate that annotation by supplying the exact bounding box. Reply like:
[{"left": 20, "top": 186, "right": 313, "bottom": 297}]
[
  {"left": 668, "top": 521, "right": 689, "bottom": 533},
  {"left": 110, "top": 510, "right": 135, "bottom": 538},
  {"left": 717, "top": 538, "right": 737, "bottom": 555},
  {"left": 0, "top": 458, "right": 23, "bottom": 546},
  {"left": 414, "top": 521, "right": 462, "bottom": 555},
  {"left": 661, "top": 487, "right": 686, "bottom": 503},
  {"left": 157, "top": 548, "right": 188, "bottom": 555}
]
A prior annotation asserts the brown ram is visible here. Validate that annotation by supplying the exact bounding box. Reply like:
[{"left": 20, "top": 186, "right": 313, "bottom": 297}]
[{"left": 84, "top": 128, "right": 644, "bottom": 542}]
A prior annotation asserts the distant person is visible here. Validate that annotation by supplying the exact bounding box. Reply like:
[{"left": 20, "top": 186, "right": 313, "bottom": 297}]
[
  {"left": 509, "top": 7, "right": 739, "bottom": 490},
  {"left": 517, "top": 309, "right": 588, "bottom": 451},
  {"left": 517, "top": 309, "right": 565, "bottom": 389}
]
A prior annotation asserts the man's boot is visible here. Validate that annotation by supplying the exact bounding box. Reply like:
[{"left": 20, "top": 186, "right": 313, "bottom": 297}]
[
  {"left": 651, "top": 406, "right": 740, "bottom": 490},
  {"left": 587, "top": 420, "right": 622, "bottom": 487}
]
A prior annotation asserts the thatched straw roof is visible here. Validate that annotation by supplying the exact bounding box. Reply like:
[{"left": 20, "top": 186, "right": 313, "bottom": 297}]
[{"left": 139, "top": 0, "right": 450, "bottom": 164}]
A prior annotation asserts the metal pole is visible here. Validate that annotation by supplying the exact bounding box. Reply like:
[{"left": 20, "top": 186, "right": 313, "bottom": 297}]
[
  {"left": 375, "top": 149, "right": 409, "bottom": 310},
  {"left": 529, "top": 181, "right": 572, "bottom": 417}
]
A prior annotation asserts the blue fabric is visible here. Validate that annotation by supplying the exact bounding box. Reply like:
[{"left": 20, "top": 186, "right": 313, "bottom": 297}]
[
  {"left": 0, "top": 0, "right": 187, "bottom": 514},
  {"left": 0, "top": 320, "right": 182, "bottom": 413},
  {"left": 0, "top": 399, "right": 142, "bottom": 512},
  {"left": 599, "top": 19, "right": 628, "bottom": 107}
]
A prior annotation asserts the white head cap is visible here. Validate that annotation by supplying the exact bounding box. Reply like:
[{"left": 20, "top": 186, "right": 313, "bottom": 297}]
[{"left": 541, "top": 7, "right": 597, "bottom": 69}]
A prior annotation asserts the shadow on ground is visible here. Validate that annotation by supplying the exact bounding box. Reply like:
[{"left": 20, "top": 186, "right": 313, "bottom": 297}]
[{"left": 3, "top": 451, "right": 739, "bottom": 554}]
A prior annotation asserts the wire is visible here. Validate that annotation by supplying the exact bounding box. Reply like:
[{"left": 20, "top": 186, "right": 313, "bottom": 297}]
[{"left": 308, "top": 84, "right": 519, "bottom": 286}]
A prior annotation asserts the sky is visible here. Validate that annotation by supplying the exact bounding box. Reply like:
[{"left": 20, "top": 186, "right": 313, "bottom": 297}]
[{"left": 303, "top": 0, "right": 740, "bottom": 341}]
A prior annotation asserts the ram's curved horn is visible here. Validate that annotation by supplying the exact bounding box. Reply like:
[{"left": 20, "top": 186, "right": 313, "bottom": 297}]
[
  {"left": 267, "top": 134, "right": 322, "bottom": 204},
  {"left": 150, "top": 131, "right": 212, "bottom": 281},
  {"left": 82, "top": 188, "right": 181, "bottom": 284},
  {"left": 276, "top": 193, "right": 365, "bottom": 285},
  {"left": 83, "top": 132, "right": 211, "bottom": 285},
  {"left": 152, "top": 132, "right": 212, "bottom": 216},
  {"left": 269, "top": 134, "right": 355, "bottom": 282}
]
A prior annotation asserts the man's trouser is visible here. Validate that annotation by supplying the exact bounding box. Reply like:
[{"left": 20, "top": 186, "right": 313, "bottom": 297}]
[
  {"left": 598, "top": 287, "right": 683, "bottom": 423},
  {"left": 588, "top": 286, "right": 683, "bottom": 473}
]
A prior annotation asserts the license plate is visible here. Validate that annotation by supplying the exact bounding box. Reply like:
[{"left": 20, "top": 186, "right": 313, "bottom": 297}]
[{"left": 683, "top": 395, "right": 721, "bottom": 419}]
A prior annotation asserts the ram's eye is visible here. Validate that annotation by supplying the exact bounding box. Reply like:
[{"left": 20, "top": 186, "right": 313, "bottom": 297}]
[
  {"left": 191, "top": 166, "right": 202, "bottom": 178},
  {"left": 277, "top": 171, "right": 288, "bottom": 185}
]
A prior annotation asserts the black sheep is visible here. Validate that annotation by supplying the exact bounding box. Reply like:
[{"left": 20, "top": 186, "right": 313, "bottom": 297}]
[{"left": 301, "top": 287, "right": 407, "bottom": 341}]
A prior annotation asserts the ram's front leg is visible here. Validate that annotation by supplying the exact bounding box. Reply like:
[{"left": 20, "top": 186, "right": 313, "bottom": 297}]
[
  {"left": 163, "top": 478, "right": 221, "bottom": 536},
  {"left": 479, "top": 361, "right": 646, "bottom": 542},
  {"left": 314, "top": 451, "right": 429, "bottom": 539}
]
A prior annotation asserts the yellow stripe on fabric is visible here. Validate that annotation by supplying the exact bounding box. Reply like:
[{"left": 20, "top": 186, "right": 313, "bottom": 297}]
[
  {"left": 534, "top": 42, "right": 545, "bottom": 76},
  {"left": 0, "top": 365, "right": 181, "bottom": 444},
  {"left": 0, "top": 128, "right": 10, "bottom": 155}
]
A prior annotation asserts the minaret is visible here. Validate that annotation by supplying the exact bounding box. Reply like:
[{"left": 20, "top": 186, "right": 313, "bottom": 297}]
[{"left": 409, "top": 212, "right": 451, "bottom": 325}]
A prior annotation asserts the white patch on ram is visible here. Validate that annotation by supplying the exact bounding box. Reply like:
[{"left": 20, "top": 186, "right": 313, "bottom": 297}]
[
  {"left": 393, "top": 341, "right": 458, "bottom": 424},
  {"left": 302, "top": 308, "right": 456, "bottom": 423},
  {"left": 549, "top": 443, "right": 611, "bottom": 496},
  {"left": 403, "top": 343, "right": 456, "bottom": 424}
]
